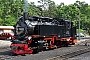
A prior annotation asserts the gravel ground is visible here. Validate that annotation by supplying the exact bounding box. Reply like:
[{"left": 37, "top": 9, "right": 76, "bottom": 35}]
[
  {"left": 69, "top": 51, "right": 90, "bottom": 60},
  {"left": 5, "top": 45, "right": 89, "bottom": 60},
  {"left": 0, "top": 40, "right": 12, "bottom": 49}
]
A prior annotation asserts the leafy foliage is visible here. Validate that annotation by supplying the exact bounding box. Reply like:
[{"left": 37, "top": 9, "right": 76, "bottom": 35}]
[{"left": 0, "top": 0, "right": 90, "bottom": 34}]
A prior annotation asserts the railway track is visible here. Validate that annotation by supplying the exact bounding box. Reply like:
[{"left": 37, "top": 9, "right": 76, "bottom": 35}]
[
  {"left": 0, "top": 45, "right": 90, "bottom": 60},
  {"left": 47, "top": 47, "right": 90, "bottom": 60},
  {"left": 0, "top": 48, "right": 17, "bottom": 60}
]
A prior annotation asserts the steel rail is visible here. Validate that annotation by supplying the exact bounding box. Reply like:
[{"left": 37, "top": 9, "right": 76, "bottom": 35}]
[{"left": 47, "top": 47, "right": 90, "bottom": 60}]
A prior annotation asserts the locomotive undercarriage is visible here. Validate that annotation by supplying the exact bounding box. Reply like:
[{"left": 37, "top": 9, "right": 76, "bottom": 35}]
[{"left": 10, "top": 35, "right": 76, "bottom": 55}]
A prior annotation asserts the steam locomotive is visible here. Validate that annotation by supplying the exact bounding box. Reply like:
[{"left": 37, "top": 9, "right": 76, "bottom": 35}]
[{"left": 10, "top": 13, "right": 77, "bottom": 55}]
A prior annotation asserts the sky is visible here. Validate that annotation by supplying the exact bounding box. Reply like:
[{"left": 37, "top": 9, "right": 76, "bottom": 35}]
[{"left": 28, "top": 0, "right": 90, "bottom": 5}]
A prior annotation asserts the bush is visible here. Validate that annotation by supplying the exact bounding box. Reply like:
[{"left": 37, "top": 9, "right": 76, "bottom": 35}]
[{"left": 76, "top": 29, "right": 84, "bottom": 33}]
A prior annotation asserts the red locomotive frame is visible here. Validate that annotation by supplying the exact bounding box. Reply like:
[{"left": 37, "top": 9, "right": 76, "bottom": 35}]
[{"left": 10, "top": 35, "right": 77, "bottom": 55}]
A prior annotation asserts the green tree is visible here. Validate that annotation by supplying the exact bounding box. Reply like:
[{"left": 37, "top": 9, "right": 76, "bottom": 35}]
[
  {"left": 0, "top": 0, "right": 24, "bottom": 26},
  {"left": 28, "top": 2, "right": 40, "bottom": 16}
]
